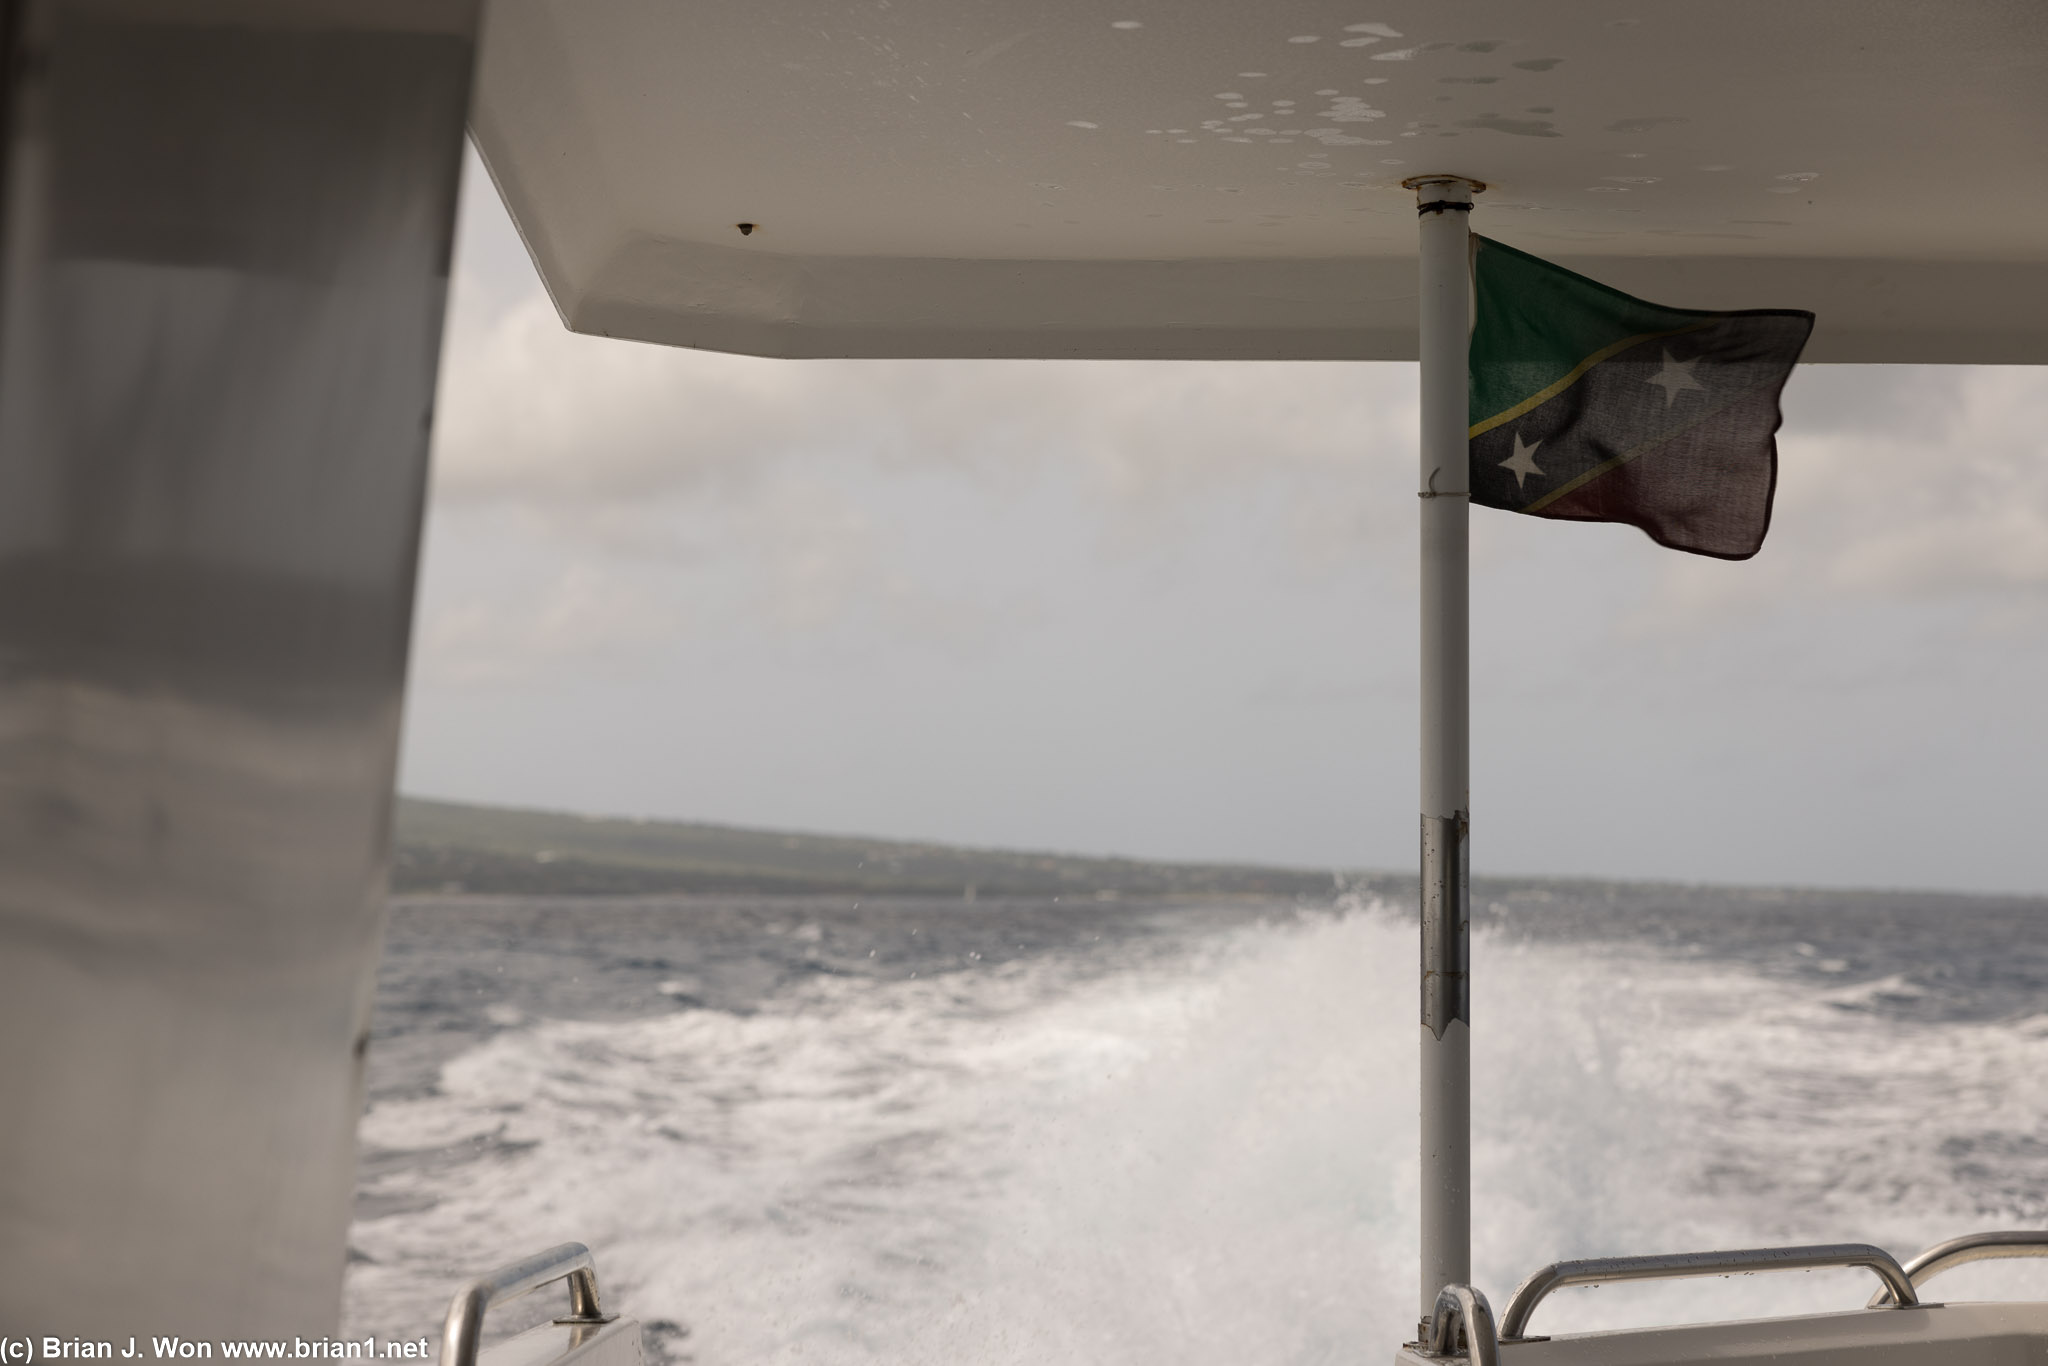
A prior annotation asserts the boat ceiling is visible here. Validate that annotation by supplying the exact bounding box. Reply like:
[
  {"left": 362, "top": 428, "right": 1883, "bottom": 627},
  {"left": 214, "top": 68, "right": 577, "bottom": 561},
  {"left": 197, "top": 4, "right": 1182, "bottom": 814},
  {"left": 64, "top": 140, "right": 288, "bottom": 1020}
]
[{"left": 471, "top": 0, "right": 2048, "bottom": 362}]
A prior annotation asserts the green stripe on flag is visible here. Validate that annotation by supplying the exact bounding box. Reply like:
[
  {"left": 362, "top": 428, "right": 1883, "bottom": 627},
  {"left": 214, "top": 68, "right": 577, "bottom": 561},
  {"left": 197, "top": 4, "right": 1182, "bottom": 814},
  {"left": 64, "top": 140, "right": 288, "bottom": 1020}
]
[{"left": 1468, "top": 235, "right": 1718, "bottom": 430}]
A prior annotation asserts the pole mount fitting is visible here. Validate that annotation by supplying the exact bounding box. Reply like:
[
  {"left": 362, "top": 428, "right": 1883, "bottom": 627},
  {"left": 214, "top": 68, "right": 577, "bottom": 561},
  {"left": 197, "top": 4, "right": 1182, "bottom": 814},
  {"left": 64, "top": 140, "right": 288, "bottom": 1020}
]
[
  {"left": 1402, "top": 174, "right": 1485, "bottom": 216},
  {"left": 1423, "top": 1284, "right": 1500, "bottom": 1366}
]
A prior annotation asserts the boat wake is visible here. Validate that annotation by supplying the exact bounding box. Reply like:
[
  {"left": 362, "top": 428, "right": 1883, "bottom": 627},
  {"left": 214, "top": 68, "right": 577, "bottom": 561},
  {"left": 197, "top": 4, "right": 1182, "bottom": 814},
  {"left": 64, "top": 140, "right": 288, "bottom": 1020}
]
[{"left": 346, "top": 897, "right": 2048, "bottom": 1362}]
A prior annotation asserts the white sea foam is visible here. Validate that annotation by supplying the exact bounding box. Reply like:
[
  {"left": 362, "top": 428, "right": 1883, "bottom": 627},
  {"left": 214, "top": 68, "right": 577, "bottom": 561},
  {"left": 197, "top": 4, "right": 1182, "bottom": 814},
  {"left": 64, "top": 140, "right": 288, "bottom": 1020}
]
[{"left": 346, "top": 905, "right": 2048, "bottom": 1360}]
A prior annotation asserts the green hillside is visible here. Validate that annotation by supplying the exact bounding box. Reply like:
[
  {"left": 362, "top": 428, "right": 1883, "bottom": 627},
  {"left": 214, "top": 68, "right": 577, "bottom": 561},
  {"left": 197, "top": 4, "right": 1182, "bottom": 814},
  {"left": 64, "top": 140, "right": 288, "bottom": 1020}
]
[{"left": 392, "top": 796, "right": 1350, "bottom": 898}]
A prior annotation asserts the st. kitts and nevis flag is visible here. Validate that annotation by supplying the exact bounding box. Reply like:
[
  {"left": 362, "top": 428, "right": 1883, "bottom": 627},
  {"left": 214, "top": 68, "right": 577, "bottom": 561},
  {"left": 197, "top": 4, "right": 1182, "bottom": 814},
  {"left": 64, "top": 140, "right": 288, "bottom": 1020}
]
[{"left": 1467, "top": 236, "right": 1815, "bottom": 560}]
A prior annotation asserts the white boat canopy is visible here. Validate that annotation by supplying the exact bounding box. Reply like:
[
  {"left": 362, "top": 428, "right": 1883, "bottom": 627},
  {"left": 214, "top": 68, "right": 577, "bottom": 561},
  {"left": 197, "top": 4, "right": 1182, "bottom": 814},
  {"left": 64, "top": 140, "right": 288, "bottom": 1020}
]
[{"left": 471, "top": 0, "right": 2047, "bottom": 363}]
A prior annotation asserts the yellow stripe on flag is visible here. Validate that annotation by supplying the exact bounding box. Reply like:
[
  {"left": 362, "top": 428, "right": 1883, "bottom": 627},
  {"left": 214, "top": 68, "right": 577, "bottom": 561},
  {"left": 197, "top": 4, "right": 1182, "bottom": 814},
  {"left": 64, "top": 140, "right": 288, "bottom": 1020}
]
[{"left": 1468, "top": 321, "right": 1715, "bottom": 440}]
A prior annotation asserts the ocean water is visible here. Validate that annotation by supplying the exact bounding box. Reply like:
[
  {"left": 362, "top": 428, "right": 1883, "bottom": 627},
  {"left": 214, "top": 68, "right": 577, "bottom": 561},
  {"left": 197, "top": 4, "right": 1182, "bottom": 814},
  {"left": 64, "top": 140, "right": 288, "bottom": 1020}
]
[{"left": 343, "top": 884, "right": 2048, "bottom": 1362}]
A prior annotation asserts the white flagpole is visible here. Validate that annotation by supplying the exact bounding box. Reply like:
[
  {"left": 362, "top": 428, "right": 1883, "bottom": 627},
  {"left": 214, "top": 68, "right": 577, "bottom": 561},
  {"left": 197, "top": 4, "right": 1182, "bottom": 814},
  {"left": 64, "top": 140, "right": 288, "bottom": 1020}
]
[{"left": 1405, "top": 172, "right": 1481, "bottom": 1330}]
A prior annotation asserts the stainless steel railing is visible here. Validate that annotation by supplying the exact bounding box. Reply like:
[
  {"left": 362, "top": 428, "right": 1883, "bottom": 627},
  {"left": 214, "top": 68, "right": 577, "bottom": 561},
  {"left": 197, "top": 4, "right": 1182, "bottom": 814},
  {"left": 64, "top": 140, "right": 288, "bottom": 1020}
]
[
  {"left": 440, "top": 1242, "right": 617, "bottom": 1366},
  {"left": 1868, "top": 1230, "right": 2048, "bottom": 1306},
  {"left": 1497, "top": 1243, "right": 1919, "bottom": 1342},
  {"left": 1420, "top": 1283, "right": 1498, "bottom": 1366}
]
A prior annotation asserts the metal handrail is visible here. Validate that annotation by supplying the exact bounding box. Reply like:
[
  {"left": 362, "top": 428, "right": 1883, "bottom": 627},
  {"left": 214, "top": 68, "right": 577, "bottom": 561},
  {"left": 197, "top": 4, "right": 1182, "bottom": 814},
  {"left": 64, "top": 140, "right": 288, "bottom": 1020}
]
[
  {"left": 1422, "top": 1283, "right": 1499, "bottom": 1366},
  {"left": 1498, "top": 1243, "right": 1918, "bottom": 1342},
  {"left": 1868, "top": 1230, "right": 2048, "bottom": 1306},
  {"left": 440, "top": 1242, "right": 616, "bottom": 1366}
]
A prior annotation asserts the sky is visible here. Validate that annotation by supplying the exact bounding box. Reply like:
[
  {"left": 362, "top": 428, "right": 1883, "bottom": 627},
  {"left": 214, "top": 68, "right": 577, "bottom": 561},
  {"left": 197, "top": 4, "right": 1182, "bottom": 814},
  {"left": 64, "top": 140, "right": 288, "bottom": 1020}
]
[{"left": 398, "top": 148, "right": 2048, "bottom": 894}]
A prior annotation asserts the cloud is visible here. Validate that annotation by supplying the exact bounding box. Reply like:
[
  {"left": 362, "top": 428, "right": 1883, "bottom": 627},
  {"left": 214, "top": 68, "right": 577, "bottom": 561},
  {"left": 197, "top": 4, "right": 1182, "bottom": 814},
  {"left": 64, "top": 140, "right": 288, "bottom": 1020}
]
[
  {"left": 417, "top": 559, "right": 686, "bottom": 685},
  {"left": 433, "top": 166, "right": 2048, "bottom": 663},
  {"left": 1795, "top": 367, "right": 2048, "bottom": 594},
  {"left": 432, "top": 295, "right": 1419, "bottom": 519},
  {"left": 438, "top": 284, "right": 2048, "bottom": 591},
  {"left": 432, "top": 297, "right": 888, "bottom": 504},
  {"left": 423, "top": 282, "right": 1431, "bottom": 668},
  {"left": 736, "top": 477, "right": 884, "bottom": 631}
]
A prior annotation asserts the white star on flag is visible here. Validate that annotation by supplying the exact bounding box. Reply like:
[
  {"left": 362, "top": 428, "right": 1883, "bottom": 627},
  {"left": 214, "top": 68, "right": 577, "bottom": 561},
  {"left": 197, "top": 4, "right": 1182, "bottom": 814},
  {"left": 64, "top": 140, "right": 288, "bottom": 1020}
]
[
  {"left": 1499, "top": 431, "right": 1544, "bottom": 490},
  {"left": 1647, "top": 349, "right": 1707, "bottom": 406}
]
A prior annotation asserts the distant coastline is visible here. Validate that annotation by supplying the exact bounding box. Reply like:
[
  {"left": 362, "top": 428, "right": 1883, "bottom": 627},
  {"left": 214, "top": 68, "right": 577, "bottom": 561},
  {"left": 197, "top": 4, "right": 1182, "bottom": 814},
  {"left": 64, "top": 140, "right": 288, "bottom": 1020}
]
[
  {"left": 393, "top": 798, "right": 2048, "bottom": 904},
  {"left": 392, "top": 796, "right": 1352, "bottom": 899}
]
